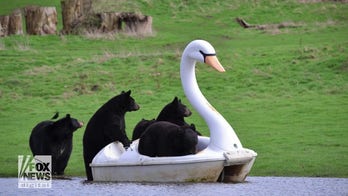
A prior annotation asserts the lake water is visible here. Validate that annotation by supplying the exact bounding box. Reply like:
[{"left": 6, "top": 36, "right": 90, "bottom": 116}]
[{"left": 1, "top": 176, "right": 347, "bottom": 195}]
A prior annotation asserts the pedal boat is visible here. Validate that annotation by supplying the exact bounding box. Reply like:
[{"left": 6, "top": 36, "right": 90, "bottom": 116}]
[{"left": 90, "top": 40, "right": 257, "bottom": 183}]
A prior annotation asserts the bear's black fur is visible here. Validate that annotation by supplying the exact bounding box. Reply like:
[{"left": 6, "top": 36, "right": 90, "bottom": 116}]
[
  {"left": 156, "top": 97, "right": 192, "bottom": 125},
  {"left": 83, "top": 90, "right": 139, "bottom": 181},
  {"left": 132, "top": 97, "right": 200, "bottom": 141},
  {"left": 138, "top": 121, "right": 198, "bottom": 157},
  {"left": 131, "top": 118, "right": 156, "bottom": 141},
  {"left": 29, "top": 113, "right": 83, "bottom": 175}
]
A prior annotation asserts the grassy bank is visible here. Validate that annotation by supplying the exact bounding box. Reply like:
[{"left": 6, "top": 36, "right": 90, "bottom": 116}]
[{"left": 0, "top": 0, "right": 347, "bottom": 178}]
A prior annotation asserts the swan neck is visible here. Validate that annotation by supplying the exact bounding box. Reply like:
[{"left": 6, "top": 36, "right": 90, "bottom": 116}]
[{"left": 180, "top": 56, "right": 243, "bottom": 150}]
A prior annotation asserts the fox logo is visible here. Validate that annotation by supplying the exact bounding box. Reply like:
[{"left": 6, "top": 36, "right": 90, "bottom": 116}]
[{"left": 18, "top": 155, "right": 51, "bottom": 188}]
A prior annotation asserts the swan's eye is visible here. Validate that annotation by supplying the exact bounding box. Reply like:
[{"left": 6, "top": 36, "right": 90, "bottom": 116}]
[{"left": 199, "top": 50, "right": 216, "bottom": 63}]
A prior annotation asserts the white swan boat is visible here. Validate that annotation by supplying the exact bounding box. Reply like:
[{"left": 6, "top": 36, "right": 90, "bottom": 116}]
[{"left": 90, "top": 40, "right": 257, "bottom": 182}]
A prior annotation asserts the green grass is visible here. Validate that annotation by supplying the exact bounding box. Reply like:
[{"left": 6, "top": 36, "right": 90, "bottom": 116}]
[{"left": 0, "top": 0, "right": 347, "bottom": 178}]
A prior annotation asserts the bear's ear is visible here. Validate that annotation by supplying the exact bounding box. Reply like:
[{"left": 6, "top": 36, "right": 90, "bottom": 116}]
[
  {"left": 172, "top": 97, "right": 179, "bottom": 104},
  {"left": 122, "top": 90, "right": 131, "bottom": 96},
  {"left": 65, "top": 114, "right": 71, "bottom": 119},
  {"left": 51, "top": 112, "right": 59, "bottom": 120}
]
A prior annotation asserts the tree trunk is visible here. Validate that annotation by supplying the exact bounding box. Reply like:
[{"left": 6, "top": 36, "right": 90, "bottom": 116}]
[
  {"left": 24, "top": 6, "right": 57, "bottom": 35},
  {"left": 121, "top": 13, "right": 152, "bottom": 36},
  {"left": 135, "top": 15, "right": 152, "bottom": 35},
  {"left": 61, "top": 0, "right": 92, "bottom": 34},
  {"left": 8, "top": 9, "right": 23, "bottom": 35},
  {"left": 0, "top": 15, "right": 9, "bottom": 37},
  {"left": 98, "top": 12, "right": 122, "bottom": 33}
]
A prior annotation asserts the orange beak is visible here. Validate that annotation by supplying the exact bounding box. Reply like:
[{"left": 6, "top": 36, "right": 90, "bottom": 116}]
[{"left": 205, "top": 55, "right": 225, "bottom": 72}]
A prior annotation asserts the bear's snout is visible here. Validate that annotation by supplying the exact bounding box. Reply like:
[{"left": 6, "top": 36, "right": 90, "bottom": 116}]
[{"left": 132, "top": 103, "right": 140, "bottom": 111}]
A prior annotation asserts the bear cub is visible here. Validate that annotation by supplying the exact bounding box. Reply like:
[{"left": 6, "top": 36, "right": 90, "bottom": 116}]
[
  {"left": 132, "top": 97, "right": 200, "bottom": 141},
  {"left": 29, "top": 113, "right": 83, "bottom": 175},
  {"left": 138, "top": 121, "right": 198, "bottom": 157}
]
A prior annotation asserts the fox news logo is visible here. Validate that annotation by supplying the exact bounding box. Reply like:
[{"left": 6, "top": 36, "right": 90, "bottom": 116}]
[{"left": 18, "top": 155, "right": 51, "bottom": 188}]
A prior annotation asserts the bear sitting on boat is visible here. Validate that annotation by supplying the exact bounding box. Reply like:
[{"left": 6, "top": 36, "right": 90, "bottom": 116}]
[
  {"left": 138, "top": 121, "right": 198, "bottom": 157},
  {"left": 132, "top": 97, "right": 201, "bottom": 141}
]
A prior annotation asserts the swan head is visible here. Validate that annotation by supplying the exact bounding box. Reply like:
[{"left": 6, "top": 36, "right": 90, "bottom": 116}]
[{"left": 182, "top": 40, "right": 225, "bottom": 72}]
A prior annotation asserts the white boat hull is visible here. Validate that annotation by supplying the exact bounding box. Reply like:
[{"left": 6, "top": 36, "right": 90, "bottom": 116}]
[
  {"left": 91, "top": 137, "right": 257, "bottom": 183},
  {"left": 92, "top": 160, "right": 224, "bottom": 182}
]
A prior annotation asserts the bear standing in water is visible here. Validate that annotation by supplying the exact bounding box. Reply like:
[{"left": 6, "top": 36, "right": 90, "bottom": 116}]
[
  {"left": 83, "top": 90, "right": 139, "bottom": 181},
  {"left": 29, "top": 113, "right": 83, "bottom": 175}
]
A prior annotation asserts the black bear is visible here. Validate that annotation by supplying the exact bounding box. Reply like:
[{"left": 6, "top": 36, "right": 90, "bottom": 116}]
[
  {"left": 138, "top": 121, "right": 198, "bottom": 157},
  {"left": 83, "top": 90, "right": 140, "bottom": 181},
  {"left": 132, "top": 97, "right": 200, "bottom": 141},
  {"left": 29, "top": 113, "right": 83, "bottom": 175},
  {"left": 131, "top": 118, "right": 156, "bottom": 141},
  {"left": 156, "top": 97, "right": 192, "bottom": 125}
]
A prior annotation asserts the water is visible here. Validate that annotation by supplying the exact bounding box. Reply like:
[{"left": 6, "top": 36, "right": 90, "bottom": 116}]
[{"left": 1, "top": 177, "right": 347, "bottom": 196}]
